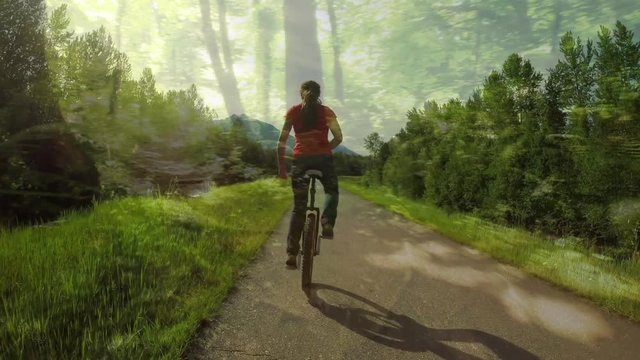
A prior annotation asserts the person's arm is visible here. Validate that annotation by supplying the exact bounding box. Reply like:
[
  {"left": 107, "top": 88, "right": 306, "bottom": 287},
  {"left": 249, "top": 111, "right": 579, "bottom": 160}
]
[
  {"left": 328, "top": 114, "right": 343, "bottom": 150},
  {"left": 277, "top": 120, "right": 293, "bottom": 179}
]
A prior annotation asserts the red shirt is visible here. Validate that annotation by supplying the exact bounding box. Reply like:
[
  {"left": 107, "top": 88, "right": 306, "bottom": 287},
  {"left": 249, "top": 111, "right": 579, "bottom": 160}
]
[{"left": 285, "top": 104, "right": 336, "bottom": 158}]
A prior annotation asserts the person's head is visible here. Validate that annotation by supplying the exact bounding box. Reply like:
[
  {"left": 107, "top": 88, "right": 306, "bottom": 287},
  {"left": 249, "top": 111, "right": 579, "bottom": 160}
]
[
  {"left": 300, "top": 80, "right": 321, "bottom": 104},
  {"left": 300, "top": 80, "right": 322, "bottom": 130}
]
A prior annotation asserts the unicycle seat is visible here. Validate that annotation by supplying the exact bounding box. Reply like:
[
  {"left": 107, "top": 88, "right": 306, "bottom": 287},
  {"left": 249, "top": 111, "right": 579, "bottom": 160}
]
[{"left": 304, "top": 169, "right": 323, "bottom": 178}]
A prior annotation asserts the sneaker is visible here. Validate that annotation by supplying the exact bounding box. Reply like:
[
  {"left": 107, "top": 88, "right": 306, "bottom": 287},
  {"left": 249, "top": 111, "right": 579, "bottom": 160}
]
[
  {"left": 285, "top": 254, "right": 297, "bottom": 268},
  {"left": 322, "top": 223, "right": 334, "bottom": 239}
]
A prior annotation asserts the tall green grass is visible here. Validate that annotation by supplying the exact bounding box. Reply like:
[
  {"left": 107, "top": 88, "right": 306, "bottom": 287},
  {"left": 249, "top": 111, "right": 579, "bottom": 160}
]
[
  {"left": 0, "top": 179, "right": 291, "bottom": 358},
  {"left": 341, "top": 178, "right": 640, "bottom": 322}
]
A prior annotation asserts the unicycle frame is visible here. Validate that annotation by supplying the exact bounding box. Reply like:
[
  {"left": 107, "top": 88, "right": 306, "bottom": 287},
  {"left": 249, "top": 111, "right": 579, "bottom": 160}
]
[{"left": 307, "top": 175, "right": 321, "bottom": 255}]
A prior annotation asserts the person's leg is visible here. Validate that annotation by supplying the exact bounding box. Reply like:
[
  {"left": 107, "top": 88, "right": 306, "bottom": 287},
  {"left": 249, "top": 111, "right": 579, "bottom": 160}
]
[
  {"left": 286, "top": 160, "right": 309, "bottom": 256},
  {"left": 319, "top": 156, "right": 339, "bottom": 230}
]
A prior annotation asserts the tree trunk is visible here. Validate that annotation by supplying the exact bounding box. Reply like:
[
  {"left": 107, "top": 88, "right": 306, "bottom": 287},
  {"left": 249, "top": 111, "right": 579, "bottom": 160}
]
[
  {"left": 199, "top": 0, "right": 245, "bottom": 116},
  {"left": 151, "top": 1, "right": 163, "bottom": 34},
  {"left": 253, "top": 0, "right": 276, "bottom": 121},
  {"left": 116, "top": 0, "right": 126, "bottom": 49},
  {"left": 551, "top": 0, "right": 563, "bottom": 53},
  {"left": 283, "top": 0, "right": 323, "bottom": 107},
  {"left": 326, "top": 0, "right": 344, "bottom": 103},
  {"left": 216, "top": 0, "right": 235, "bottom": 74},
  {"left": 150, "top": 1, "right": 174, "bottom": 83},
  {"left": 474, "top": 24, "right": 481, "bottom": 78},
  {"left": 512, "top": 0, "right": 531, "bottom": 47}
]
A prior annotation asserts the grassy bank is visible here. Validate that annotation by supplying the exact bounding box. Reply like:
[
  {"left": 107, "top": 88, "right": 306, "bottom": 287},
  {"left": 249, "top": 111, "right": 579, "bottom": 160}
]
[
  {"left": 0, "top": 179, "right": 291, "bottom": 359},
  {"left": 341, "top": 178, "right": 640, "bottom": 322}
]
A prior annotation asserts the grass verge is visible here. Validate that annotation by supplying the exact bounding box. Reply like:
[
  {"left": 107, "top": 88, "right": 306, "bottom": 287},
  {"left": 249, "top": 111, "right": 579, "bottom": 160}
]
[
  {"left": 0, "top": 179, "right": 291, "bottom": 359},
  {"left": 341, "top": 177, "right": 640, "bottom": 322}
]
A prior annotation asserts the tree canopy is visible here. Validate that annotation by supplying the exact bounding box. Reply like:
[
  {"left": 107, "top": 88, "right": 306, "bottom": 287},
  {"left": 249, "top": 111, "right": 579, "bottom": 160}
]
[
  {"left": 43, "top": 0, "right": 640, "bottom": 153},
  {"left": 363, "top": 21, "right": 640, "bottom": 258}
]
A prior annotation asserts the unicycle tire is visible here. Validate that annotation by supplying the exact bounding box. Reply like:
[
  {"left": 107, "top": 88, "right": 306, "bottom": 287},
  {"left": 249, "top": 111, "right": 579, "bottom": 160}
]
[{"left": 301, "top": 213, "right": 316, "bottom": 289}]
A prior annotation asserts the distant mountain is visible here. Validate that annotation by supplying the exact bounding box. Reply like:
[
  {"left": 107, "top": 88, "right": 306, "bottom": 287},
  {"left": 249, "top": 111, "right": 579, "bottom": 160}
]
[{"left": 214, "top": 114, "right": 359, "bottom": 156}]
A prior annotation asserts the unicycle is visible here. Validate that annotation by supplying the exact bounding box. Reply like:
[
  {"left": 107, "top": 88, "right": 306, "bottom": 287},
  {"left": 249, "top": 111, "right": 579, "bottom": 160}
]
[{"left": 299, "top": 169, "right": 322, "bottom": 290}]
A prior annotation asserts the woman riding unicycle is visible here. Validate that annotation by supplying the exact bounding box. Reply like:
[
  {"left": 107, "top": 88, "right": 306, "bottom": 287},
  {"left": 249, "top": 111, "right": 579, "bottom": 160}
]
[{"left": 277, "top": 80, "right": 343, "bottom": 268}]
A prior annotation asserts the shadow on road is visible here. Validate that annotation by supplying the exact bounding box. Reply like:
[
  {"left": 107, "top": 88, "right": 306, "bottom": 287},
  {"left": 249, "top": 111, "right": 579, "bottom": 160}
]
[{"left": 307, "top": 283, "right": 539, "bottom": 360}]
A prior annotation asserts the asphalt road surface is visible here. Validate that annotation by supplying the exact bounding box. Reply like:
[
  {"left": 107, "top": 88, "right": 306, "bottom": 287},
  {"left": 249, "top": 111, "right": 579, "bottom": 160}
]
[{"left": 187, "top": 189, "right": 640, "bottom": 360}]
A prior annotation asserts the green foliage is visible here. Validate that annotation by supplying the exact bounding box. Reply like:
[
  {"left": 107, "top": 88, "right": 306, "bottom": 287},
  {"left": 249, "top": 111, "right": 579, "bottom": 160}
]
[
  {"left": 362, "top": 131, "right": 388, "bottom": 185},
  {"left": 610, "top": 199, "right": 640, "bottom": 258},
  {"left": 552, "top": 32, "right": 596, "bottom": 109},
  {"left": 0, "top": 179, "right": 291, "bottom": 358},
  {"left": 332, "top": 153, "right": 366, "bottom": 176},
  {"left": 0, "top": 1, "right": 100, "bottom": 225},
  {"left": 363, "top": 22, "right": 640, "bottom": 258},
  {"left": 1, "top": 0, "right": 61, "bottom": 136},
  {"left": 0, "top": 3, "right": 290, "bottom": 225},
  {"left": 40, "top": 6, "right": 275, "bottom": 198}
]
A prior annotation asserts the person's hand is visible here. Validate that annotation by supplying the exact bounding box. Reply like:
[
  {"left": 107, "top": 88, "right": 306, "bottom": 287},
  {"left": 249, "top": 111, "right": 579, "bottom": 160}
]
[{"left": 278, "top": 169, "right": 288, "bottom": 180}]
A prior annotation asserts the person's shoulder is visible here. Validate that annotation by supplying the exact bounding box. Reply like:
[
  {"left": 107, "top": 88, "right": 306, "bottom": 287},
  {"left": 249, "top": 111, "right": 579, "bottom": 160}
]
[
  {"left": 285, "top": 103, "right": 303, "bottom": 117},
  {"left": 287, "top": 103, "right": 303, "bottom": 112},
  {"left": 322, "top": 105, "right": 337, "bottom": 118}
]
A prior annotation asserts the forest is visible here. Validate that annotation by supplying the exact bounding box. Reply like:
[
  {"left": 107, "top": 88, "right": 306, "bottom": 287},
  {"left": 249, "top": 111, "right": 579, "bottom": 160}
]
[
  {"left": 1, "top": 1, "right": 639, "bottom": 240},
  {"left": 41, "top": 0, "right": 640, "bottom": 147},
  {"left": 0, "top": 1, "right": 365, "bottom": 225},
  {"left": 1, "top": 0, "right": 640, "bottom": 357},
  {"left": 363, "top": 24, "right": 640, "bottom": 258}
]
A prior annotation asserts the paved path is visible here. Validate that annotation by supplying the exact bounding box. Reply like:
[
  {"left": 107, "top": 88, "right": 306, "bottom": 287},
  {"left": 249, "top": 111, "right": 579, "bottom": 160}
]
[{"left": 187, "top": 190, "right": 640, "bottom": 359}]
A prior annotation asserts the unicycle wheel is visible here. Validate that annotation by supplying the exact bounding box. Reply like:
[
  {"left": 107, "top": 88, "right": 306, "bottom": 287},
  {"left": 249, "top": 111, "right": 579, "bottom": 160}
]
[{"left": 301, "top": 213, "right": 316, "bottom": 289}]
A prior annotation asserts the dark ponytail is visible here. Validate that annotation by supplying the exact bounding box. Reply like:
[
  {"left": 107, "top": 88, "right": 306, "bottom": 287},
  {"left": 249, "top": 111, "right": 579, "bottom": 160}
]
[{"left": 300, "top": 80, "right": 322, "bottom": 130}]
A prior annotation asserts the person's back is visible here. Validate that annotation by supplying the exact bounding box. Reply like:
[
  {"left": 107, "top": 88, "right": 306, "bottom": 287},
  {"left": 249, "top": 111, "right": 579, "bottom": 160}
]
[
  {"left": 287, "top": 103, "right": 335, "bottom": 157},
  {"left": 277, "top": 80, "right": 343, "bottom": 268}
]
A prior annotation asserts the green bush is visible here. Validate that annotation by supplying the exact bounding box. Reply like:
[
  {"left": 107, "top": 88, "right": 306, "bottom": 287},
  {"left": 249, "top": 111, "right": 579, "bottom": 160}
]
[{"left": 610, "top": 199, "right": 640, "bottom": 259}]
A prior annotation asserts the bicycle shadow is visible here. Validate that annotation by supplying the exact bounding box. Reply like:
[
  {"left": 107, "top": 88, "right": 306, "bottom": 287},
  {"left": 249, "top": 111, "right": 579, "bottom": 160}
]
[{"left": 306, "top": 283, "right": 540, "bottom": 360}]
